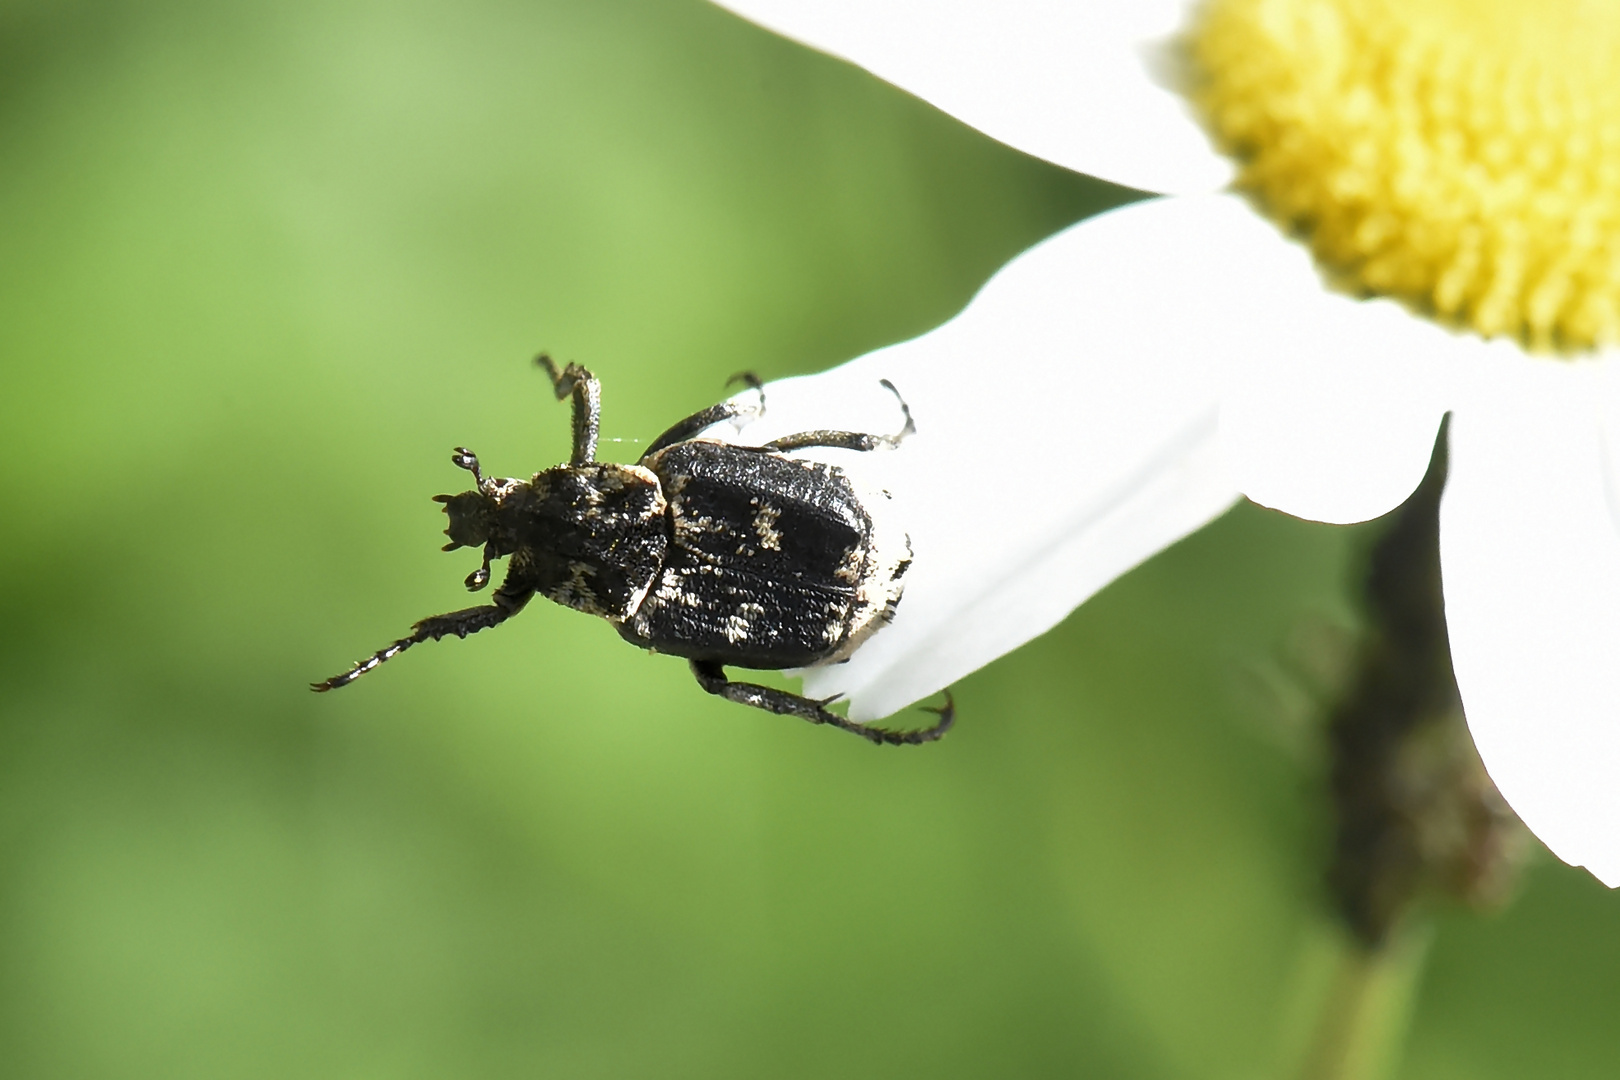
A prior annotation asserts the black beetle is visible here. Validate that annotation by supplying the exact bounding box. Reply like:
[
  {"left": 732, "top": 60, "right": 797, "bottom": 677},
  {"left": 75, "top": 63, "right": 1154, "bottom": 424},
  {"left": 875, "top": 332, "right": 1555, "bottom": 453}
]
[{"left": 313, "top": 355, "right": 952, "bottom": 745}]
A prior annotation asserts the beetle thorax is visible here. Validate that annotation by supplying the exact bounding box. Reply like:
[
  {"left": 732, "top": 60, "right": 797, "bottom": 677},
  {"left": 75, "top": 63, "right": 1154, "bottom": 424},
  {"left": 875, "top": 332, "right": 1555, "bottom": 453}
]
[{"left": 510, "top": 463, "right": 670, "bottom": 620}]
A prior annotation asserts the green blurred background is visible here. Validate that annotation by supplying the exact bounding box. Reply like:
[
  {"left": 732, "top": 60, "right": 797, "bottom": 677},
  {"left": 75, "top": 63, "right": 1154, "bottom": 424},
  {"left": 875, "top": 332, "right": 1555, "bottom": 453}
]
[{"left": 2, "top": 1, "right": 1617, "bottom": 1076}]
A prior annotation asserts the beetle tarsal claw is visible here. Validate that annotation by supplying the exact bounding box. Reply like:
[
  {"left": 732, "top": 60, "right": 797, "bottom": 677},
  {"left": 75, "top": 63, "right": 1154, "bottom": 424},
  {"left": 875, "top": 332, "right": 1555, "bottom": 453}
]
[{"left": 724, "top": 371, "right": 766, "bottom": 420}]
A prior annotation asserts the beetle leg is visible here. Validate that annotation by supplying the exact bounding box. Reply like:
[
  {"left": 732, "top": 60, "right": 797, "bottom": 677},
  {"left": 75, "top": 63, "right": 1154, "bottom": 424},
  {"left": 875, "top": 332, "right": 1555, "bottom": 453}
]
[
  {"left": 638, "top": 377, "right": 766, "bottom": 463},
  {"left": 760, "top": 430, "right": 892, "bottom": 453},
  {"left": 311, "top": 587, "right": 533, "bottom": 692},
  {"left": 688, "top": 660, "right": 953, "bottom": 746},
  {"left": 760, "top": 378, "right": 916, "bottom": 453},
  {"left": 537, "top": 353, "right": 601, "bottom": 465}
]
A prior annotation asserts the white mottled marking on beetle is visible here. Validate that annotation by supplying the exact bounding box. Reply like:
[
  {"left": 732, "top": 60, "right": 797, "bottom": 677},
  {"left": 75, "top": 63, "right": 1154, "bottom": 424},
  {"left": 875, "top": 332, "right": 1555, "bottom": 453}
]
[{"left": 752, "top": 504, "right": 783, "bottom": 551}]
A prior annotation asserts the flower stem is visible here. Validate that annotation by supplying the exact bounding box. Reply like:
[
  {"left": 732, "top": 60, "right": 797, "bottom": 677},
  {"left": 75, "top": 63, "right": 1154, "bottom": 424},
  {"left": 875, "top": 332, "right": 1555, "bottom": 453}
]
[{"left": 1295, "top": 926, "right": 1430, "bottom": 1080}]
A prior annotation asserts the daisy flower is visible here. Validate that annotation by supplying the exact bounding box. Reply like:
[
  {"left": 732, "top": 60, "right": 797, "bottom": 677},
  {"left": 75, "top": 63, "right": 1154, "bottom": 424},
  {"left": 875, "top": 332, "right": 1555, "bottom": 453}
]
[{"left": 708, "top": 0, "right": 1620, "bottom": 887}]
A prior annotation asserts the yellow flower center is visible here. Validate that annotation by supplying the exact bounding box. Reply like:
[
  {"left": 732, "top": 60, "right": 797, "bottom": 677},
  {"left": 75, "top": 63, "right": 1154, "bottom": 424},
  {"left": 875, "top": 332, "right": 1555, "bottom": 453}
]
[{"left": 1189, "top": 0, "right": 1620, "bottom": 353}]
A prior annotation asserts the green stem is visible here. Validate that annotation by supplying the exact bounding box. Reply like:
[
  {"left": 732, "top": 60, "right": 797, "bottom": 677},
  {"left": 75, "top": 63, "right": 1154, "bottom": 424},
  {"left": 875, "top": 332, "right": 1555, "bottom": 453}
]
[{"left": 1295, "top": 925, "right": 1431, "bottom": 1080}]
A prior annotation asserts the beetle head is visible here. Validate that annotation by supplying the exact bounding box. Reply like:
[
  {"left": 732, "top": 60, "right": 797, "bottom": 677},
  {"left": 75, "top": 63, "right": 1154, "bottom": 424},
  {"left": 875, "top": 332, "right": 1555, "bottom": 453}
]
[
  {"left": 432, "top": 489, "right": 498, "bottom": 550},
  {"left": 432, "top": 475, "right": 527, "bottom": 593}
]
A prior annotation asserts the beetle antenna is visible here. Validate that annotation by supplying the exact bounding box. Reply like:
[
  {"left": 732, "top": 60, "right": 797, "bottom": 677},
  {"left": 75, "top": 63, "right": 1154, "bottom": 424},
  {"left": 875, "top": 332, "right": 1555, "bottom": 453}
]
[
  {"left": 450, "top": 447, "right": 497, "bottom": 495},
  {"left": 464, "top": 545, "right": 494, "bottom": 592}
]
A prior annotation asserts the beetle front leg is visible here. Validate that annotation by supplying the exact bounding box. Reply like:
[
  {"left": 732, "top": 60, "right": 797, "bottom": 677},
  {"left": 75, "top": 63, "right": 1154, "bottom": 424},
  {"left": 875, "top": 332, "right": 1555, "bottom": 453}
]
[
  {"left": 312, "top": 587, "right": 533, "bottom": 692},
  {"left": 537, "top": 353, "right": 601, "bottom": 465},
  {"left": 688, "top": 660, "right": 953, "bottom": 746}
]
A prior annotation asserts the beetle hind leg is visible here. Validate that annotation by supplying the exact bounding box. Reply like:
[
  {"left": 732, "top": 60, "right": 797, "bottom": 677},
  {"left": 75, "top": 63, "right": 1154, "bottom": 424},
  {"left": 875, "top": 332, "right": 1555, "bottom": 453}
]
[{"left": 688, "top": 660, "right": 953, "bottom": 746}]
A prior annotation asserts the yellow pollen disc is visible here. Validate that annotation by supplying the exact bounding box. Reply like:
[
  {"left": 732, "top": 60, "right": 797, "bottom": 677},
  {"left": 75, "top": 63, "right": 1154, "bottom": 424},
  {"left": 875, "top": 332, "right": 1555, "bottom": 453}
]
[{"left": 1189, "top": 0, "right": 1620, "bottom": 353}]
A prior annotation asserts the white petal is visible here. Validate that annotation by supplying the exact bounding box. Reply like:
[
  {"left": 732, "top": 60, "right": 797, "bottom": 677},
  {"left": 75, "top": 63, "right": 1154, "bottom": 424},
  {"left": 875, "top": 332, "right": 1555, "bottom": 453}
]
[
  {"left": 1441, "top": 354, "right": 1620, "bottom": 886},
  {"left": 710, "top": 0, "right": 1232, "bottom": 196},
  {"left": 710, "top": 196, "right": 1251, "bottom": 720},
  {"left": 1217, "top": 281, "right": 1467, "bottom": 526}
]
